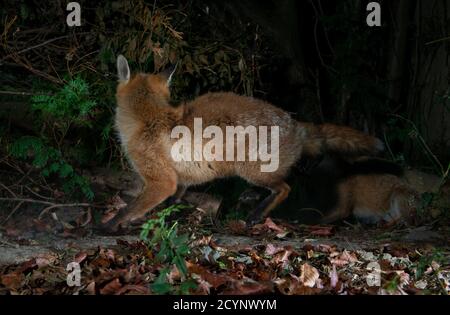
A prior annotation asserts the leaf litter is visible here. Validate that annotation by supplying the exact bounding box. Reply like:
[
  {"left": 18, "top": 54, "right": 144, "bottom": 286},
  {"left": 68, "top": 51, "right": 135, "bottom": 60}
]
[{"left": 0, "top": 207, "right": 449, "bottom": 295}]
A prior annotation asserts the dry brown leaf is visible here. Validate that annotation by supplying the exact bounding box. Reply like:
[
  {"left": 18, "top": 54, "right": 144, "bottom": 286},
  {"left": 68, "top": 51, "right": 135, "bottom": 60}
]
[
  {"left": 187, "top": 262, "right": 228, "bottom": 289},
  {"left": 168, "top": 265, "right": 181, "bottom": 284},
  {"left": 263, "top": 218, "right": 286, "bottom": 234},
  {"left": 115, "top": 284, "right": 150, "bottom": 295},
  {"left": 75, "top": 252, "right": 88, "bottom": 264},
  {"left": 1, "top": 272, "right": 25, "bottom": 290},
  {"left": 330, "top": 250, "right": 359, "bottom": 266},
  {"left": 100, "top": 278, "right": 122, "bottom": 295},
  {"left": 190, "top": 235, "right": 213, "bottom": 247},
  {"left": 223, "top": 279, "right": 273, "bottom": 295},
  {"left": 265, "top": 244, "right": 284, "bottom": 256},
  {"left": 101, "top": 196, "right": 127, "bottom": 224},
  {"left": 85, "top": 281, "right": 96, "bottom": 295},
  {"left": 308, "top": 226, "right": 334, "bottom": 236},
  {"left": 299, "top": 263, "right": 320, "bottom": 288}
]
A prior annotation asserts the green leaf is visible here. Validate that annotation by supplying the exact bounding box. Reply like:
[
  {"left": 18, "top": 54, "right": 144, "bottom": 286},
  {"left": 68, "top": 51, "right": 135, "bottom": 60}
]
[
  {"left": 173, "top": 255, "right": 187, "bottom": 277},
  {"left": 179, "top": 280, "right": 197, "bottom": 294},
  {"left": 150, "top": 282, "right": 172, "bottom": 295},
  {"left": 151, "top": 268, "right": 172, "bottom": 294},
  {"left": 59, "top": 163, "right": 74, "bottom": 178}
]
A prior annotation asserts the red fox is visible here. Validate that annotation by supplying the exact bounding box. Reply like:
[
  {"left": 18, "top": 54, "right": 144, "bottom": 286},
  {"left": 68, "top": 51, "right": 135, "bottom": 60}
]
[
  {"left": 322, "top": 173, "right": 420, "bottom": 226},
  {"left": 292, "top": 156, "right": 419, "bottom": 225},
  {"left": 104, "top": 55, "right": 384, "bottom": 231}
]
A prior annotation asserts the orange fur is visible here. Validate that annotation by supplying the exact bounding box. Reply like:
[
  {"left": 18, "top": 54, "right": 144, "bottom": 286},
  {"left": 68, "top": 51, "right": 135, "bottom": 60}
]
[
  {"left": 321, "top": 174, "right": 419, "bottom": 225},
  {"left": 106, "top": 57, "right": 384, "bottom": 230}
]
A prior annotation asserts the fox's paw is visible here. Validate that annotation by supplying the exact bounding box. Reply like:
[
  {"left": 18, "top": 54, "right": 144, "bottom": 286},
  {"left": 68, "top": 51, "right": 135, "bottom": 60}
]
[{"left": 246, "top": 213, "right": 264, "bottom": 227}]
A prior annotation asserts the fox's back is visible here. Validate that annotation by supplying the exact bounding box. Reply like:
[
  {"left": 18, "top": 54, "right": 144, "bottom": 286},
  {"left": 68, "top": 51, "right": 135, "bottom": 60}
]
[
  {"left": 169, "top": 92, "right": 305, "bottom": 185},
  {"left": 184, "top": 92, "right": 294, "bottom": 129}
]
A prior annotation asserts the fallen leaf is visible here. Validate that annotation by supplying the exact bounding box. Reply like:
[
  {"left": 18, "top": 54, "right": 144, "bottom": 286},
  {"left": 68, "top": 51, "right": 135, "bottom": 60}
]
[
  {"left": 190, "top": 235, "right": 213, "bottom": 247},
  {"left": 35, "top": 255, "right": 57, "bottom": 268},
  {"left": 395, "top": 271, "right": 410, "bottom": 288},
  {"left": 85, "top": 281, "right": 96, "bottom": 295},
  {"left": 265, "top": 244, "right": 284, "bottom": 256},
  {"left": 168, "top": 265, "right": 181, "bottom": 284},
  {"left": 101, "top": 196, "right": 127, "bottom": 224},
  {"left": 115, "top": 284, "right": 150, "bottom": 295},
  {"left": 308, "top": 225, "right": 334, "bottom": 236},
  {"left": 1, "top": 272, "right": 24, "bottom": 290},
  {"left": 414, "top": 280, "right": 427, "bottom": 290},
  {"left": 75, "top": 252, "right": 88, "bottom": 264},
  {"left": 100, "top": 278, "right": 122, "bottom": 295},
  {"left": 330, "top": 265, "right": 338, "bottom": 288},
  {"left": 330, "top": 250, "right": 359, "bottom": 267},
  {"left": 299, "top": 263, "right": 320, "bottom": 288},
  {"left": 223, "top": 279, "right": 273, "bottom": 295},
  {"left": 187, "top": 262, "right": 228, "bottom": 289},
  {"left": 263, "top": 218, "right": 286, "bottom": 234},
  {"left": 272, "top": 249, "right": 292, "bottom": 269}
]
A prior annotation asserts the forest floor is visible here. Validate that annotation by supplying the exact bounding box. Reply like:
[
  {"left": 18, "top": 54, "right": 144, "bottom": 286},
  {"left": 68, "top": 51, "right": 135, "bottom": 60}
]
[{"left": 0, "top": 164, "right": 449, "bottom": 295}]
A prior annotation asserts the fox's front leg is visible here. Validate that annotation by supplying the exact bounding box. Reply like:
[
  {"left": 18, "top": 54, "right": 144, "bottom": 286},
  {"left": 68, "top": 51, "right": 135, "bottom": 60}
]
[{"left": 104, "top": 170, "right": 178, "bottom": 231}]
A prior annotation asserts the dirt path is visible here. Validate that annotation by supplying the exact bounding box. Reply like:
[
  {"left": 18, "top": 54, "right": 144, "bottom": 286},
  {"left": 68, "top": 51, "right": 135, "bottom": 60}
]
[{"left": 1, "top": 225, "right": 447, "bottom": 266}]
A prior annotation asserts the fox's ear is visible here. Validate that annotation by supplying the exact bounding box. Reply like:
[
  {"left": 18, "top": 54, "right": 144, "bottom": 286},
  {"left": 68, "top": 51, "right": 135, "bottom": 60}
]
[
  {"left": 161, "top": 63, "right": 178, "bottom": 87},
  {"left": 117, "top": 55, "right": 130, "bottom": 83}
]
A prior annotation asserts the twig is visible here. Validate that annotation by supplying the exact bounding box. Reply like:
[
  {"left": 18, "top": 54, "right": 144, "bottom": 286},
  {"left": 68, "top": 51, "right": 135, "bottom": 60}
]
[
  {"left": 383, "top": 131, "right": 396, "bottom": 161},
  {"left": 0, "top": 239, "right": 19, "bottom": 248},
  {"left": 0, "top": 182, "right": 17, "bottom": 198},
  {"left": 425, "top": 36, "right": 450, "bottom": 45},
  {"left": 0, "top": 201, "right": 24, "bottom": 226},
  {"left": 313, "top": 69, "right": 325, "bottom": 123},
  {"left": 0, "top": 197, "right": 101, "bottom": 220},
  {"left": 0, "top": 90, "right": 43, "bottom": 96},
  {"left": 4, "top": 160, "right": 53, "bottom": 193},
  {"left": 0, "top": 33, "right": 90, "bottom": 63},
  {"left": 24, "top": 185, "right": 54, "bottom": 201},
  {"left": 308, "top": 0, "right": 338, "bottom": 74}
]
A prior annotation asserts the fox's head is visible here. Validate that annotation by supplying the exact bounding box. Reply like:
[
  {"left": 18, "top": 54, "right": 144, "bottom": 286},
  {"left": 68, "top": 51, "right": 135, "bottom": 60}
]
[{"left": 115, "top": 55, "right": 176, "bottom": 107}]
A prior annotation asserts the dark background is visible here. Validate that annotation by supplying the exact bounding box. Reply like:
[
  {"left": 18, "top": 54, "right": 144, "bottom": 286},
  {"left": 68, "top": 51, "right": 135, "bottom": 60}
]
[{"left": 1, "top": 0, "right": 449, "bottom": 218}]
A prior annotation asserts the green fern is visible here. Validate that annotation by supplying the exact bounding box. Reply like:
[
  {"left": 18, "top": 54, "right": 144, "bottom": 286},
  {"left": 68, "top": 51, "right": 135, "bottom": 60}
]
[
  {"left": 31, "top": 76, "right": 97, "bottom": 127},
  {"left": 10, "top": 136, "right": 94, "bottom": 200}
]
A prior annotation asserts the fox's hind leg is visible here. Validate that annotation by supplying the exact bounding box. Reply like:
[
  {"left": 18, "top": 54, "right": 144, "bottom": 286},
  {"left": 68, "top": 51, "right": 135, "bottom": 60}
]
[
  {"left": 247, "top": 181, "right": 291, "bottom": 225},
  {"left": 167, "top": 185, "right": 187, "bottom": 204}
]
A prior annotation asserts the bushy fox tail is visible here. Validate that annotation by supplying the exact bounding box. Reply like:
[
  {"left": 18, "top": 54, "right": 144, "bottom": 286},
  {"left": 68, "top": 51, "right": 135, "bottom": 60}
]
[{"left": 301, "top": 123, "right": 384, "bottom": 157}]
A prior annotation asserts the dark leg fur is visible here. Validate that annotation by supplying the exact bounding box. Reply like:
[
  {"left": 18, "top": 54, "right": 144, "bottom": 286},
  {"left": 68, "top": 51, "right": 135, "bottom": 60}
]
[
  {"left": 247, "top": 182, "right": 291, "bottom": 225},
  {"left": 166, "top": 185, "right": 187, "bottom": 204}
]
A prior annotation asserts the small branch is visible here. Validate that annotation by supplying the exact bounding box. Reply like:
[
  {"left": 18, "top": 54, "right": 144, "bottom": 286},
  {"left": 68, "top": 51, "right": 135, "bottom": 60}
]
[
  {"left": 1, "top": 201, "right": 24, "bottom": 226},
  {"left": 24, "top": 186, "right": 54, "bottom": 201},
  {"left": 0, "top": 90, "right": 39, "bottom": 96},
  {"left": 0, "top": 33, "right": 90, "bottom": 63},
  {"left": 383, "top": 131, "right": 396, "bottom": 162},
  {"left": 0, "top": 197, "right": 102, "bottom": 220},
  {"left": 425, "top": 36, "right": 450, "bottom": 46},
  {"left": 0, "top": 182, "right": 17, "bottom": 198}
]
